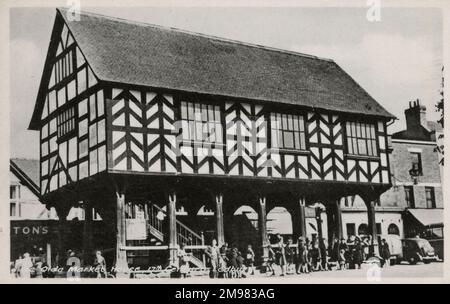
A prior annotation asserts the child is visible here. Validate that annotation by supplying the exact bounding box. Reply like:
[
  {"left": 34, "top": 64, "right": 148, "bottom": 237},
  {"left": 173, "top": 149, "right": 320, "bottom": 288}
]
[
  {"left": 219, "top": 244, "right": 229, "bottom": 278},
  {"left": 236, "top": 251, "right": 245, "bottom": 278},
  {"left": 298, "top": 241, "right": 309, "bottom": 274},
  {"left": 178, "top": 244, "right": 190, "bottom": 278},
  {"left": 245, "top": 244, "right": 255, "bottom": 275},
  {"left": 310, "top": 243, "right": 323, "bottom": 271},
  {"left": 285, "top": 238, "right": 295, "bottom": 274},
  {"left": 267, "top": 245, "right": 276, "bottom": 276},
  {"left": 339, "top": 249, "right": 346, "bottom": 270}
]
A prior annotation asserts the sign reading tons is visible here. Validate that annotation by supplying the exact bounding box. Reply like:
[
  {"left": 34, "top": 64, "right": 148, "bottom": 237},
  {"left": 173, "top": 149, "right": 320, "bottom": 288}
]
[{"left": 12, "top": 225, "right": 49, "bottom": 236}]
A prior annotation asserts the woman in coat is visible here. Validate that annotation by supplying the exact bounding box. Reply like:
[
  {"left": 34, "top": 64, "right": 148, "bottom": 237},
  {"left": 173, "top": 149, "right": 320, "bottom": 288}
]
[
  {"left": 353, "top": 238, "right": 363, "bottom": 269},
  {"left": 380, "top": 239, "right": 391, "bottom": 267}
]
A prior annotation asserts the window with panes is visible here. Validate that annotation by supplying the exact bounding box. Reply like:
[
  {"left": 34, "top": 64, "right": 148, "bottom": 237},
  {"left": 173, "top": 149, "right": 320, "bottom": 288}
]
[
  {"left": 57, "top": 106, "right": 76, "bottom": 139},
  {"left": 404, "top": 186, "right": 415, "bottom": 208},
  {"left": 180, "top": 101, "right": 223, "bottom": 144},
  {"left": 425, "top": 187, "right": 436, "bottom": 209},
  {"left": 410, "top": 152, "right": 423, "bottom": 176},
  {"left": 10, "top": 185, "right": 21, "bottom": 217},
  {"left": 270, "top": 113, "right": 306, "bottom": 150},
  {"left": 346, "top": 121, "right": 378, "bottom": 156}
]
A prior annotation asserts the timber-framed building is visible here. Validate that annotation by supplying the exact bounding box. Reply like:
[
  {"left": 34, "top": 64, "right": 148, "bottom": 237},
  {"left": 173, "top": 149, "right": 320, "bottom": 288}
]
[{"left": 29, "top": 9, "right": 395, "bottom": 272}]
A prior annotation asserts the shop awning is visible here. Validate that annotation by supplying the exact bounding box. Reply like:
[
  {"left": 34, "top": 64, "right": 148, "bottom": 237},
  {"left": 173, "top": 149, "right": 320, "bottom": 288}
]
[{"left": 407, "top": 209, "right": 443, "bottom": 228}]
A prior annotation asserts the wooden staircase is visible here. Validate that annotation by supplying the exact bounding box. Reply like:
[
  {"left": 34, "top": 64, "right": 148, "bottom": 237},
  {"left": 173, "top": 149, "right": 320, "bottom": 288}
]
[{"left": 147, "top": 204, "right": 207, "bottom": 268}]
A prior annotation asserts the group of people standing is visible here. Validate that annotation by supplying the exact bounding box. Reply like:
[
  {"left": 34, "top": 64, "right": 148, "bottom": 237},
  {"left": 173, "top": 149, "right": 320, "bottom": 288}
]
[
  {"left": 266, "top": 234, "right": 329, "bottom": 276},
  {"left": 267, "top": 234, "right": 389, "bottom": 275},
  {"left": 185, "top": 234, "right": 391, "bottom": 278},
  {"left": 11, "top": 248, "right": 108, "bottom": 279},
  {"left": 328, "top": 236, "right": 370, "bottom": 270},
  {"left": 266, "top": 234, "right": 391, "bottom": 275},
  {"left": 202, "top": 239, "right": 256, "bottom": 278}
]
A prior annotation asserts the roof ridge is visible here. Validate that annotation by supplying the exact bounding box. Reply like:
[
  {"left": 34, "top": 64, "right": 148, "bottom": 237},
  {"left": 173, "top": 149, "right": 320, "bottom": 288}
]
[{"left": 57, "top": 7, "right": 334, "bottom": 63}]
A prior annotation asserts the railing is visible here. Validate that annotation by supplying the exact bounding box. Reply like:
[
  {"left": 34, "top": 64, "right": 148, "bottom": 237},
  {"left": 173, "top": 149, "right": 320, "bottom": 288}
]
[
  {"left": 148, "top": 204, "right": 164, "bottom": 242},
  {"left": 151, "top": 204, "right": 204, "bottom": 247},
  {"left": 176, "top": 220, "right": 204, "bottom": 247},
  {"left": 151, "top": 204, "right": 206, "bottom": 267}
]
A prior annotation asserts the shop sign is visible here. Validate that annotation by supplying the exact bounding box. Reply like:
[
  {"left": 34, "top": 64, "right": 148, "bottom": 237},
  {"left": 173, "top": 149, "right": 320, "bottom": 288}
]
[
  {"left": 11, "top": 225, "right": 49, "bottom": 236},
  {"left": 126, "top": 219, "right": 147, "bottom": 240}
]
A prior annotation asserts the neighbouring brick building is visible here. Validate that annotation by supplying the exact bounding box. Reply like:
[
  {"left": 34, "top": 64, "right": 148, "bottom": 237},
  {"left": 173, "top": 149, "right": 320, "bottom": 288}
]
[{"left": 386, "top": 100, "right": 443, "bottom": 246}]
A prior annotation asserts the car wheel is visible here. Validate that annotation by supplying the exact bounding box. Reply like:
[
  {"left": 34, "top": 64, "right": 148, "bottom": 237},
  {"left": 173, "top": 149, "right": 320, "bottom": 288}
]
[
  {"left": 423, "top": 260, "right": 431, "bottom": 264},
  {"left": 408, "top": 256, "right": 417, "bottom": 265}
]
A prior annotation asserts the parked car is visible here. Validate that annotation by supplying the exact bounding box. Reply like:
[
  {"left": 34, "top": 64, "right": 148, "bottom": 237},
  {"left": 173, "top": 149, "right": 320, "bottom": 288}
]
[
  {"left": 380, "top": 236, "right": 437, "bottom": 265},
  {"left": 401, "top": 238, "right": 437, "bottom": 264},
  {"left": 427, "top": 238, "right": 444, "bottom": 261}
]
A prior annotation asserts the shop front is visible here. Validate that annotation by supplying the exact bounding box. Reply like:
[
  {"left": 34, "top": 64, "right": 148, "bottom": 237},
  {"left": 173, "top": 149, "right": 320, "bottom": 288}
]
[{"left": 11, "top": 219, "right": 114, "bottom": 268}]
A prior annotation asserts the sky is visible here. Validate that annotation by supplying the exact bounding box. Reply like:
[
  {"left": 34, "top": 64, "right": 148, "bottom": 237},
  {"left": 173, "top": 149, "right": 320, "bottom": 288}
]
[{"left": 10, "top": 6, "right": 443, "bottom": 159}]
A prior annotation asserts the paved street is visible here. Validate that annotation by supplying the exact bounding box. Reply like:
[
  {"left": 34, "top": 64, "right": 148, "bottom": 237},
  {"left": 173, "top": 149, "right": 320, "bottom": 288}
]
[
  {"left": 250, "top": 262, "right": 444, "bottom": 281},
  {"left": 137, "top": 261, "right": 444, "bottom": 280}
]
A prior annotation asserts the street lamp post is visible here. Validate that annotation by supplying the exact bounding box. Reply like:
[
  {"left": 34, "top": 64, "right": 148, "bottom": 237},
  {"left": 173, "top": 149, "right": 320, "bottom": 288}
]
[{"left": 409, "top": 165, "right": 421, "bottom": 185}]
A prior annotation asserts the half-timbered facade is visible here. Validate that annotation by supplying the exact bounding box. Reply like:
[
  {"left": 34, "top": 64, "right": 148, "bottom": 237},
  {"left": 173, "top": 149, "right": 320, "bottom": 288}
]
[{"left": 29, "top": 9, "right": 395, "bottom": 273}]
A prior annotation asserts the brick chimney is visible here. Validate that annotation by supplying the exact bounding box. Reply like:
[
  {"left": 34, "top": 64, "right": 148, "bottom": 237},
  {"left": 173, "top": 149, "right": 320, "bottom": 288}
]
[{"left": 405, "top": 99, "right": 428, "bottom": 133}]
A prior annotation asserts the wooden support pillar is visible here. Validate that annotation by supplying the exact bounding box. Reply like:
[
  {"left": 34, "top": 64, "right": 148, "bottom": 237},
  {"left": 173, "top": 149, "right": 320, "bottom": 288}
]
[
  {"left": 315, "top": 207, "right": 324, "bottom": 242},
  {"left": 292, "top": 197, "right": 307, "bottom": 241},
  {"left": 167, "top": 191, "right": 178, "bottom": 266},
  {"left": 258, "top": 196, "right": 269, "bottom": 263},
  {"left": 325, "top": 205, "right": 335, "bottom": 248},
  {"left": 115, "top": 192, "right": 128, "bottom": 275},
  {"left": 46, "top": 243, "right": 52, "bottom": 268},
  {"left": 215, "top": 193, "right": 225, "bottom": 247},
  {"left": 298, "top": 198, "right": 307, "bottom": 239},
  {"left": 325, "top": 199, "right": 343, "bottom": 248},
  {"left": 223, "top": 210, "right": 234, "bottom": 244},
  {"left": 366, "top": 199, "right": 379, "bottom": 256},
  {"left": 55, "top": 203, "right": 71, "bottom": 267},
  {"left": 334, "top": 199, "right": 343, "bottom": 240},
  {"left": 82, "top": 201, "right": 94, "bottom": 265}
]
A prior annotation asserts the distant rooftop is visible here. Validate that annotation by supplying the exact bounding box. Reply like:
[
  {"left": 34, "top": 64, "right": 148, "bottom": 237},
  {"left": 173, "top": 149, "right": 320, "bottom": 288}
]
[
  {"left": 392, "top": 99, "right": 442, "bottom": 142},
  {"left": 10, "top": 158, "right": 40, "bottom": 196}
]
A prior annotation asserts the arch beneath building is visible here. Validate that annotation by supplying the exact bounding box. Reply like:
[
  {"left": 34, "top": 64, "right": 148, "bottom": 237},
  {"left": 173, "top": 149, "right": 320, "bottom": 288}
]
[
  {"left": 227, "top": 205, "right": 259, "bottom": 251},
  {"left": 267, "top": 207, "right": 293, "bottom": 243}
]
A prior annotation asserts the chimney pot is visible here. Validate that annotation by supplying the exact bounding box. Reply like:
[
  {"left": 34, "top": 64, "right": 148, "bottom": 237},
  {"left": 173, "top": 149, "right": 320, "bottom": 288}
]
[{"left": 404, "top": 99, "right": 428, "bottom": 134}]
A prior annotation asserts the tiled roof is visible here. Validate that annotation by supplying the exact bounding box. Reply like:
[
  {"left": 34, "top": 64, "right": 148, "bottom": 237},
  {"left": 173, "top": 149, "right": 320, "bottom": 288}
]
[
  {"left": 392, "top": 120, "right": 443, "bottom": 141},
  {"left": 32, "top": 8, "right": 394, "bottom": 129}
]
